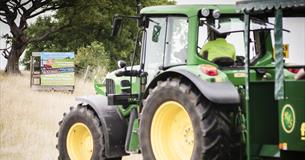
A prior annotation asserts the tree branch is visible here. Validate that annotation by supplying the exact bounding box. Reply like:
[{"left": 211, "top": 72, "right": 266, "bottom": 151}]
[
  {"left": 11, "top": 0, "right": 21, "bottom": 5},
  {"left": 28, "top": 6, "right": 60, "bottom": 19},
  {"left": 20, "top": 0, "right": 31, "bottom": 7},
  {"left": 7, "top": 1, "right": 16, "bottom": 8},
  {"left": 16, "top": 7, "right": 23, "bottom": 15},
  {"left": 1, "top": 2, "right": 17, "bottom": 25},
  {"left": 19, "top": 1, "right": 31, "bottom": 14},
  {"left": 0, "top": 47, "right": 11, "bottom": 59},
  {"left": 23, "top": 0, "right": 49, "bottom": 17},
  {"left": 28, "top": 24, "right": 71, "bottom": 43},
  {"left": 1, "top": 52, "right": 8, "bottom": 59},
  {"left": 0, "top": 17, "right": 7, "bottom": 24}
]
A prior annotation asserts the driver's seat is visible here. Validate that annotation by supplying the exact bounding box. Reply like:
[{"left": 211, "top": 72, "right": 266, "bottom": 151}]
[
  {"left": 201, "top": 50, "right": 235, "bottom": 67},
  {"left": 212, "top": 57, "right": 235, "bottom": 67}
]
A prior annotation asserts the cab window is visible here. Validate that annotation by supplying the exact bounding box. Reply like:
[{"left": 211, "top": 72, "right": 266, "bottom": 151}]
[
  {"left": 164, "top": 17, "right": 188, "bottom": 66},
  {"left": 144, "top": 17, "right": 167, "bottom": 71},
  {"left": 144, "top": 16, "right": 188, "bottom": 72},
  {"left": 197, "top": 17, "right": 260, "bottom": 66}
]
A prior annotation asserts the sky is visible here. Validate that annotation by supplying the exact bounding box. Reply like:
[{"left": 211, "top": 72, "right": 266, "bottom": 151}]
[{"left": 0, "top": 19, "right": 9, "bottom": 69}]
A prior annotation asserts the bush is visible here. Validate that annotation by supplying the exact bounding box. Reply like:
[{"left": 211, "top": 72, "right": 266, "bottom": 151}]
[{"left": 75, "top": 41, "right": 111, "bottom": 72}]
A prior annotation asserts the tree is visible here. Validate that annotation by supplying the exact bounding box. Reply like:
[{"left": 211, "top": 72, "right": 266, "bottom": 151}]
[
  {"left": 0, "top": 0, "right": 74, "bottom": 74},
  {"left": 22, "top": 0, "right": 175, "bottom": 72}
]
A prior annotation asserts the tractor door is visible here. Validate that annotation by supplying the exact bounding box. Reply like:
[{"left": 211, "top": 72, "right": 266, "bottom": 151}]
[
  {"left": 143, "top": 16, "right": 188, "bottom": 83},
  {"left": 143, "top": 17, "right": 166, "bottom": 83}
]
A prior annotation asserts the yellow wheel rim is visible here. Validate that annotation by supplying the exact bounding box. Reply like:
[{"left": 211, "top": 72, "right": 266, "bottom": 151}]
[
  {"left": 67, "top": 123, "right": 93, "bottom": 160},
  {"left": 151, "top": 101, "right": 194, "bottom": 160}
]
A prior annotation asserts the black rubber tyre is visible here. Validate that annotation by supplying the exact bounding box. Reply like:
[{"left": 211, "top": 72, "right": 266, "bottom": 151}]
[
  {"left": 56, "top": 104, "right": 122, "bottom": 160},
  {"left": 140, "top": 78, "right": 233, "bottom": 160}
]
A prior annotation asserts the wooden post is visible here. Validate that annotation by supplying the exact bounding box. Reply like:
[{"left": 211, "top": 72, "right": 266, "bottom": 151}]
[
  {"left": 30, "top": 57, "right": 32, "bottom": 87},
  {"left": 83, "top": 65, "right": 90, "bottom": 82}
]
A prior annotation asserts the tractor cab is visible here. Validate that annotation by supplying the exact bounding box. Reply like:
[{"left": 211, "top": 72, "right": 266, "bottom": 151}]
[
  {"left": 237, "top": 0, "right": 305, "bottom": 159},
  {"left": 140, "top": 5, "right": 277, "bottom": 75},
  {"left": 106, "top": 4, "right": 280, "bottom": 91}
]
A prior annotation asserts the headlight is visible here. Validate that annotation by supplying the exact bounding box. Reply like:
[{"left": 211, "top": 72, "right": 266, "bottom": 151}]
[
  {"left": 201, "top": 8, "right": 210, "bottom": 17},
  {"left": 212, "top": 9, "right": 220, "bottom": 19}
]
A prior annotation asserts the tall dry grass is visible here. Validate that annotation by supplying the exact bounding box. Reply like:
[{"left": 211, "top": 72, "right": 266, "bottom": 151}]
[{"left": 0, "top": 71, "right": 141, "bottom": 160}]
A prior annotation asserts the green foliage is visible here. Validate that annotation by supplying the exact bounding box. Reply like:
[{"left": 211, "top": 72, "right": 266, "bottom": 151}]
[
  {"left": 22, "top": 0, "right": 175, "bottom": 72},
  {"left": 75, "top": 41, "right": 111, "bottom": 71}
]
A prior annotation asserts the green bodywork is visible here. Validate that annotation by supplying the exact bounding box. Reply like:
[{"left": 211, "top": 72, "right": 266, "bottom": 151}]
[
  {"left": 279, "top": 81, "right": 305, "bottom": 152},
  {"left": 94, "top": 3, "right": 304, "bottom": 159}
]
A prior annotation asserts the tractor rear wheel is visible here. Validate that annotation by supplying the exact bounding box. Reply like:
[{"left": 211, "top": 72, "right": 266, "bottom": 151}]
[
  {"left": 56, "top": 105, "right": 122, "bottom": 160},
  {"left": 140, "top": 78, "right": 233, "bottom": 160}
]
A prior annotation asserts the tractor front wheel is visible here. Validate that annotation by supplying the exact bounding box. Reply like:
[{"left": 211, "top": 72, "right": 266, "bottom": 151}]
[
  {"left": 56, "top": 105, "right": 122, "bottom": 160},
  {"left": 140, "top": 78, "right": 232, "bottom": 160}
]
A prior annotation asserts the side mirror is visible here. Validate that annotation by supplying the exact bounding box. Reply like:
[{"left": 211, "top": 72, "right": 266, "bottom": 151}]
[
  {"left": 138, "top": 16, "right": 149, "bottom": 28},
  {"left": 111, "top": 15, "right": 122, "bottom": 37},
  {"left": 117, "top": 60, "right": 127, "bottom": 69}
]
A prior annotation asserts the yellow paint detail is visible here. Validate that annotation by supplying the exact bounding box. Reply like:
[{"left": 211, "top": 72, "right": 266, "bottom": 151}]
[
  {"left": 151, "top": 101, "right": 194, "bottom": 160},
  {"left": 281, "top": 104, "right": 296, "bottom": 134},
  {"left": 67, "top": 123, "right": 93, "bottom": 160},
  {"left": 283, "top": 44, "right": 289, "bottom": 58},
  {"left": 215, "top": 76, "right": 223, "bottom": 82},
  {"left": 301, "top": 123, "right": 305, "bottom": 140},
  {"left": 273, "top": 44, "right": 289, "bottom": 58},
  {"left": 234, "top": 72, "right": 246, "bottom": 78}
]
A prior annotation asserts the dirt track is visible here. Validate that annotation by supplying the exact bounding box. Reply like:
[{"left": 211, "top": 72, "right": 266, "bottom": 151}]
[{"left": 0, "top": 72, "right": 141, "bottom": 160}]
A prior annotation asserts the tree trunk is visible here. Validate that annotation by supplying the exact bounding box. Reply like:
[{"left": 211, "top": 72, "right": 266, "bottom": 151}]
[
  {"left": 5, "top": 44, "right": 26, "bottom": 74},
  {"left": 5, "top": 50, "right": 21, "bottom": 74},
  {"left": 4, "top": 24, "right": 28, "bottom": 74}
]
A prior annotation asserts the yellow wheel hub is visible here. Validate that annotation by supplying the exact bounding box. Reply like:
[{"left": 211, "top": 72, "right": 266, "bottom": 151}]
[
  {"left": 151, "top": 101, "right": 194, "bottom": 160},
  {"left": 67, "top": 122, "right": 93, "bottom": 160}
]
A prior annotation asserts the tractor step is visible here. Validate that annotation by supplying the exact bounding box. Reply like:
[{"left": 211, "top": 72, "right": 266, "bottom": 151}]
[{"left": 108, "top": 93, "right": 139, "bottom": 106}]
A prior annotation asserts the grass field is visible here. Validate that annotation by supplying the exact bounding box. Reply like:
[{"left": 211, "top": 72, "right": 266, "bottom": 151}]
[{"left": 0, "top": 71, "right": 141, "bottom": 160}]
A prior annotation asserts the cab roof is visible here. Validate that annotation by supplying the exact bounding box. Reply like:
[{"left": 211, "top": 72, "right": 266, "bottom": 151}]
[
  {"left": 236, "top": 0, "right": 305, "bottom": 12},
  {"left": 140, "top": 5, "right": 238, "bottom": 17},
  {"left": 236, "top": 0, "right": 305, "bottom": 16}
]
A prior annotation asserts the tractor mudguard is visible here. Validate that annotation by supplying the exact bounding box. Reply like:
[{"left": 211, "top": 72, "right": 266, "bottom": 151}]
[
  {"left": 145, "top": 69, "right": 240, "bottom": 105},
  {"left": 76, "top": 95, "right": 128, "bottom": 158}
]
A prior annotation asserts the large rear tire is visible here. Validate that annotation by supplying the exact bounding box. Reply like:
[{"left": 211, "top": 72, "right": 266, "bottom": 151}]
[
  {"left": 56, "top": 105, "right": 122, "bottom": 160},
  {"left": 140, "top": 78, "right": 233, "bottom": 160}
]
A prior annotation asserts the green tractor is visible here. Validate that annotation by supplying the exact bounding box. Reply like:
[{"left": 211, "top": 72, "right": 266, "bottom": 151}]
[{"left": 56, "top": 1, "right": 305, "bottom": 160}]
